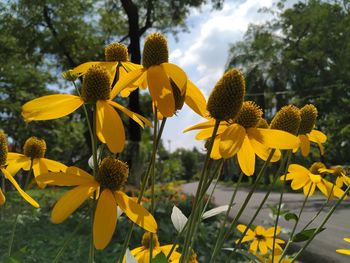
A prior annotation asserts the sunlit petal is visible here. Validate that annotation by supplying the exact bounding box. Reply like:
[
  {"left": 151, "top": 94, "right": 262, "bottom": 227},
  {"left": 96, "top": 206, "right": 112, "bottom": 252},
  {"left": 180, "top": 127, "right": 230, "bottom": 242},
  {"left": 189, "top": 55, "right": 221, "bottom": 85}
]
[
  {"left": 162, "top": 63, "right": 187, "bottom": 93},
  {"left": 22, "top": 94, "right": 83, "bottom": 121},
  {"left": 93, "top": 189, "right": 118, "bottom": 250},
  {"left": 111, "top": 68, "right": 144, "bottom": 99},
  {"left": 183, "top": 119, "right": 216, "bottom": 132},
  {"left": 36, "top": 171, "right": 95, "bottom": 186},
  {"left": 249, "top": 137, "right": 281, "bottom": 162},
  {"left": 6, "top": 155, "right": 31, "bottom": 176},
  {"left": 96, "top": 100, "right": 125, "bottom": 153},
  {"left": 249, "top": 128, "right": 300, "bottom": 149},
  {"left": 115, "top": 191, "right": 157, "bottom": 233},
  {"left": 41, "top": 158, "right": 67, "bottom": 172},
  {"left": 185, "top": 80, "right": 208, "bottom": 117},
  {"left": 299, "top": 134, "right": 310, "bottom": 157},
  {"left": 72, "top": 61, "right": 117, "bottom": 77},
  {"left": 195, "top": 125, "right": 227, "bottom": 140},
  {"left": 237, "top": 136, "right": 255, "bottom": 176},
  {"left": 309, "top": 129, "right": 327, "bottom": 143},
  {"left": 32, "top": 159, "right": 48, "bottom": 188},
  {"left": 219, "top": 124, "right": 246, "bottom": 159},
  {"left": 51, "top": 183, "right": 98, "bottom": 223}
]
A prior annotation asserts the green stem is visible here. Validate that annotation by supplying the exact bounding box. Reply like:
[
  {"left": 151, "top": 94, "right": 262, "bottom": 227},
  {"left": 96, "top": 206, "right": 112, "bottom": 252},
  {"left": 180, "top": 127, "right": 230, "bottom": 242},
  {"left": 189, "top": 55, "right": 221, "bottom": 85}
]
[
  {"left": 8, "top": 161, "right": 34, "bottom": 257},
  {"left": 180, "top": 120, "right": 220, "bottom": 263},
  {"left": 209, "top": 149, "right": 275, "bottom": 263},
  {"left": 117, "top": 118, "right": 167, "bottom": 263},
  {"left": 290, "top": 183, "right": 350, "bottom": 262},
  {"left": 271, "top": 151, "right": 292, "bottom": 263},
  {"left": 278, "top": 183, "right": 313, "bottom": 262}
]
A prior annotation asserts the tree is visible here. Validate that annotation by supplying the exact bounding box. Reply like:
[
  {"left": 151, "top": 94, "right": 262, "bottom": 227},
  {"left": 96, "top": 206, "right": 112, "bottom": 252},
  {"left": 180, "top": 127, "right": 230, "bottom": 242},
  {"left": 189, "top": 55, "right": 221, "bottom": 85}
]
[{"left": 227, "top": 0, "right": 350, "bottom": 164}]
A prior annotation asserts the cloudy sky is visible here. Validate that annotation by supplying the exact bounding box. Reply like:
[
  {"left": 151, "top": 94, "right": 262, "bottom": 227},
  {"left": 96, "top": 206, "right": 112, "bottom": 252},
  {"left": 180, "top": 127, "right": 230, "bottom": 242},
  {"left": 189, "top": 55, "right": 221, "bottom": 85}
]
[{"left": 159, "top": 0, "right": 276, "bottom": 152}]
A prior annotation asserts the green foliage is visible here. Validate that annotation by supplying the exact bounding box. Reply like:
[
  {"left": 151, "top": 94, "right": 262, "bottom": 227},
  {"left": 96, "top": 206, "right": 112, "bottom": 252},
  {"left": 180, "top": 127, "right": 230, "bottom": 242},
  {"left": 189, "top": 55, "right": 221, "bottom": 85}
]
[
  {"left": 292, "top": 227, "right": 326, "bottom": 242},
  {"left": 227, "top": 0, "right": 350, "bottom": 164}
]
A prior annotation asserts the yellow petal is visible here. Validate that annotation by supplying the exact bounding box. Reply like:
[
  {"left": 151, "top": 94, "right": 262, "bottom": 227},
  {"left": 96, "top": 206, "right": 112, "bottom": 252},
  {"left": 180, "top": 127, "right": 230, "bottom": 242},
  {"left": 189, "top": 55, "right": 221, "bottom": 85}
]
[
  {"left": 108, "top": 100, "right": 153, "bottom": 128},
  {"left": 93, "top": 189, "right": 117, "bottom": 250},
  {"left": 303, "top": 182, "right": 316, "bottom": 197},
  {"left": 0, "top": 188, "right": 6, "bottom": 205},
  {"left": 309, "top": 129, "right": 327, "bottom": 143},
  {"left": 210, "top": 136, "right": 223, "bottom": 160},
  {"left": 259, "top": 241, "right": 268, "bottom": 254},
  {"left": 66, "top": 166, "right": 94, "bottom": 180},
  {"left": 111, "top": 68, "right": 144, "bottom": 99},
  {"left": 96, "top": 100, "right": 125, "bottom": 153},
  {"left": 299, "top": 134, "right": 310, "bottom": 157},
  {"left": 147, "top": 66, "right": 174, "bottom": 117},
  {"left": 51, "top": 183, "right": 97, "bottom": 223},
  {"left": 72, "top": 61, "right": 117, "bottom": 77},
  {"left": 249, "top": 128, "right": 300, "bottom": 150},
  {"left": 115, "top": 191, "right": 157, "bottom": 233},
  {"left": 255, "top": 226, "right": 265, "bottom": 236},
  {"left": 250, "top": 240, "right": 259, "bottom": 253},
  {"left": 195, "top": 125, "right": 227, "bottom": 140},
  {"left": 160, "top": 245, "right": 181, "bottom": 260},
  {"left": 219, "top": 124, "right": 246, "bottom": 159},
  {"left": 237, "top": 224, "right": 255, "bottom": 237},
  {"left": 317, "top": 181, "right": 330, "bottom": 198},
  {"left": 344, "top": 238, "right": 350, "bottom": 243},
  {"left": 2, "top": 168, "right": 39, "bottom": 208},
  {"left": 41, "top": 158, "right": 67, "bottom": 172},
  {"left": 249, "top": 137, "right": 281, "bottom": 162},
  {"left": 22, "top": 94, "right": 83, "bottom": 121},
  {"left": 6, "top": 155, "right": 31, "bottom": 176},
  {"left": 291, "top": 175, "right": 308, "bottom": 190},
  {"left": 185, "top": 80, "right": 208, "bottom": 117},
  {"left": 237, "top": 136, "right": 256, "bottom": 176},
  {"left": 336, "top": 249, "right": 350, "bottom": 255},
  {"left": 288, "top": 164, "right": 310, "bottom": 175},
  {"left": 183, "top": 119, "right": 216, "bottom": 133},
  {"left": 36, "top": 172, "right": 95, "bottom": 186},
  {"left": 265, "top": 226, "right": 281, "bottom": 237},
  {"left": 6, "top": 152, "right": 24, "bottom": 160},
  {"left": 162, "top": 63, "right": 187, "bottom": 93},
  {"left": 122, "top": 61, "right": 143, "bottom": 71},
  {"left": 32, "top": 159, "right": 48, "bottom": 188}
]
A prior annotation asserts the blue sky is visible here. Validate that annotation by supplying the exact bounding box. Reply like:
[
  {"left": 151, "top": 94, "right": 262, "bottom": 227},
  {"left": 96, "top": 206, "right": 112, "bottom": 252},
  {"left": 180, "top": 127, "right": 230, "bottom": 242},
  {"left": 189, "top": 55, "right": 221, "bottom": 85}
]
[{"left": 158, "top": 0, "right": 276, "bottom": 152}]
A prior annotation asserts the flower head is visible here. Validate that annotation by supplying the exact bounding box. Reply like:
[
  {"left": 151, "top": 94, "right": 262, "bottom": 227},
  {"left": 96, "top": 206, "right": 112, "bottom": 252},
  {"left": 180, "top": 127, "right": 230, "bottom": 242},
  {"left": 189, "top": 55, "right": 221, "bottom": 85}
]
[
  {"left": 105, "top": 42, "right": 128, "bottom": 62},
  {"left": 281, "top": 163, "right": 345, "bottom": 198},
  {"left": 0, "top": 132, "right": 39, "bottom": 208},
  {"left": 299, "top": 104, "right": 317, "bottom": 135},
  {"left": 207, "top": 68, "right": 245, "bottom": 121},
  {"left": 142, "top": 33, "right": 169, "bottom": 68},
  {"left": 37, "top": 158, "right": 157, "bottom": 250},
  {"left": 23, "top": 136, "right": 46, "bottom": 159},
  {"left": 81, "top": 65, "right": 111, "bottom": 102},
  {"left": 236, "top": 224, "right": 285, "bottom": 255},
  {"left": 270, "top": 105, "right": 301, "bottom": 135}
]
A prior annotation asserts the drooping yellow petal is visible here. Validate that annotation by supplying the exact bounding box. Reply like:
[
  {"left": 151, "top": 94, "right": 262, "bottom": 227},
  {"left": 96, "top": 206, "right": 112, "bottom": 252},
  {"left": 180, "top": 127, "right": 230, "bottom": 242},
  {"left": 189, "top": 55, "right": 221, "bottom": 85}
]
[
  {"left": 265, "top": 226, "right": 281, "bottom": 237},
  {"left": 323, "top": 180, "right": 345, "bottom": 199},
  {"left": 303, "top": 182, "right": 316, "bottom": 197},
  {"left": 160, "top": 245, "right": 181, "bottom": 260},
  {"left": 0, "top": 188, "right": 5, "bottom": 205},
  {"left": 41, "top": 158, "right": 67, "bottom": 172},
  {"left": 111, "top": 68, "right": 144, "bottom": 99},
  {"left": 1, "top": 168, "right": 39, "bottom": 208},
  {"left": 195, "top": 125, "right": 227, "bottom": 140},
  {"left": 249, "top": 137, "right": 281, "bottom": 162},
  {"left": 115, "top": 191, "right": 157, "bottom": 233},
  {"left": 122, "top": 61, "right": 143, "bottom": 72},
  {"left": 108, "top": 100, "right": 153, "bottom": 128},
  {"left": 291, "top": 175, "right": 308, "bottom": 190},
  {"left": 96, "top": 100, "right": 125, "bottom": 153},
  {"left": 183, "top": 119, "right": 216, "bottom": 133},
  {"left": 147, "top": 66, "right": 174, "bottom": 117},
  {"left": 317, "top": 181, "right": 330, "bottom": 198},
  {"left": 259, "top": 241, "right": 268, "bottom": 254},
  {"left": 22, "top": 94, "right": 84, "bottom": 121},
  {"left": 299, "top": 134, "right": 310, "bottom": 157},
  {"left": 249, "top": 128, "right": 300, "bottom": 150},
  {"left": 36, "top": 172, "right": 95, "bottom": 186},
  {"left": 6, "top": 155, "right": 31, "bottom": 176},
  {"left": 72, "top": 61, "right": 117, "bottom": 77},
  {"left": 32, "top": 159, "right": 48, "bottom": 188},
  {"left": 6, "top": 152, "right": 24, "bottom": 160},
  {"left": 66, "top": 166, "right": 94, "bottom": 180},
  {"left": 210, "top": 136, "right": 223, "bottom": 160},
  {"left": 185, "top": 80, "right": 208, "bottom": 117},
  {"left": 219, "top": 124, "right": 246, "bottom": 159},
  {"left": 51, "top": 183, "right": 98, "bottom": 224},
  {"left": 162, "top": 63, "right": 187, "bottom": 93},
  {"left": 93, "top": 189, "right": 118, "bottom": 250},
  {"left": 130, "top": 246, "right": 145, "bottom": 257},
  {"left": 237, "top": 136, "right": 256, "bottom": 176},
  {"left": 250, "top": 240, "right": 259, "bottom": 253},
  {"left": 309, "top": 129, "right": 327, "bottom": 143}
]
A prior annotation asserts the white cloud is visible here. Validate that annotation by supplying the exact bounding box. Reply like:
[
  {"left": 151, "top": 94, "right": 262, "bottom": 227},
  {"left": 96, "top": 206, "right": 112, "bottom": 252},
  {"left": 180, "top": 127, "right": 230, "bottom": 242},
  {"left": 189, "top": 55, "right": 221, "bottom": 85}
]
[{"left": 163, "top": 0, "right": 275, "bottom": 151}]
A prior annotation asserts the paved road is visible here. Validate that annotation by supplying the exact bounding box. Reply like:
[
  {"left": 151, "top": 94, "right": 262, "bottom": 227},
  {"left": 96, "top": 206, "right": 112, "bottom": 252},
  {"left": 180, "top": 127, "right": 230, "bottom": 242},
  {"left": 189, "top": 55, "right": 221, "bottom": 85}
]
[{"left": 182, "top": 182, "right": 350, "bottom": 263}]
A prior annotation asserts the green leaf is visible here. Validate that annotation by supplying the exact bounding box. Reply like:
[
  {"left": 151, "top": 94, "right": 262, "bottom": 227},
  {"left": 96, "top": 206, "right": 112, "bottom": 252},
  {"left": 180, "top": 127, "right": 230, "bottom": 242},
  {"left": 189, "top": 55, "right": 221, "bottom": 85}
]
[
  {"left": 292, "top": 228, "right": 326, "bottom": 242},
  {"left": 284, "top": 212, "right": 298, "bottom": 221},
  {"left": 4, "top": 257, "right": 22, "bottom": 263},
  {"left": 151, "top": 252, "right": 168, "bottom": 263}
]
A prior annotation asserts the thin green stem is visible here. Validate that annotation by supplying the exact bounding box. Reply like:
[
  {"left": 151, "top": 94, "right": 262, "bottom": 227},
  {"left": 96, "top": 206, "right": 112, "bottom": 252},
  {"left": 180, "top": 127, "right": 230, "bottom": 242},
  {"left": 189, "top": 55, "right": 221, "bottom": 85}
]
[
  {"left": 180, "top": 120, "right": 220, "bottom": 263},
  {"left": 8, "top": 161, "right": 33, "bottom": 257},
  {"left": 271, "top": 151, "right": 292, "bottom": 263},
  {"left": 278, "top": 183, "right": 313, "bottom": 262},
  {"left": 209, "top": 149, "right": 275, "bottom": 263},
  {"left": 117, "top": 118, "right": 167, "bottom": 263},
  {"left": 291, "top": 184, "right": 350, "bottom": 262}
]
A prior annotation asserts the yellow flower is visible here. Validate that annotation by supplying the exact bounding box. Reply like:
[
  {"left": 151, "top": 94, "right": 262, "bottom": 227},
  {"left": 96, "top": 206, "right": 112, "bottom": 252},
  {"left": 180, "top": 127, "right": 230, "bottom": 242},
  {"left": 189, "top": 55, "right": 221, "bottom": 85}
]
[
  {"left": 320, "top": 165, "right": 350, "bottom": 189},
  {"left": 280, "top": 163, "right": 345, "bottom": 198},
  {"left": 297, "top": 104, "right": 327, "bottom": 157},
  {"left": 70, "top": 42, "right": 142, "bottom": 95},
  {"left": 0, "top": 131, "right": 39, "bottom": 208},
  {"left": 236, "top": 224, "right": 285, "bottom": 255},
  {"left": 111, "top": 33, "right": 207, "bottom": 118},
  {"left": 185, "top": 102, "right": 299, "bottom": 176},
  {"left": 336, "top": 237, "right": 350, "bottom": 256},
  {"left": 171, "top": 250, "right": 198, "bottom": 263},
  {"left": 130, "top": 232, "right": 181, "bottom": 262},
  {"left": 22, "top": 65, "right": 152, "bottom": 153},
  {"left": 6, "top": 137, "right": 67, "bottom": 188},
  {"left": 36, "top": 157, "right": 157, "bottom": 250}
]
